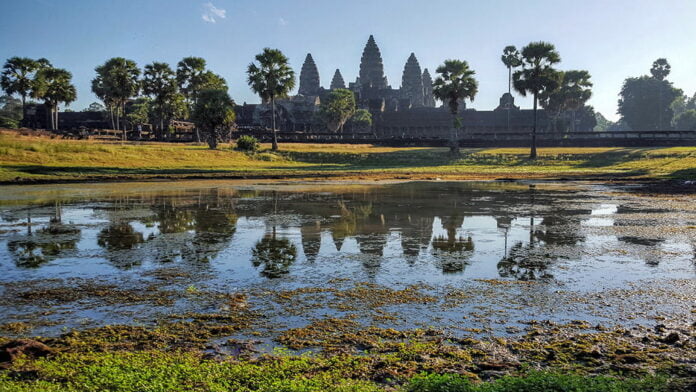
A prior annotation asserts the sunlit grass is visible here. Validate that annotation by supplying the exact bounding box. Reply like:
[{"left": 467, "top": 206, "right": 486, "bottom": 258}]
[{"left": 1, "top": 131, "right": 694, "bottom": 182}]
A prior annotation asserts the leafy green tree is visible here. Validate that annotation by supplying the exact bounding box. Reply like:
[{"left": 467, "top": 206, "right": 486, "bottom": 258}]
[
  {"left": 650, "top": 58, "right": 671, "bottom": 129},
  {"left": 83, "top": 102, "right": 105, "bottom": 112},
  {"left": 91, "top": 58, "right": 140, "bottom": 133},
  {"left": 575, "top": 105, "right": 598, "bottom": 132},
  {"left": 561, "top": 70, "right": 592, "bottom": 132},
  {"left": 432, "top": 59, "right": 478, "bottom": 155},
  {"left": 1, "top": 57, "right": 47, "bottom": 121},
  {"left": 125, "top": 97, "right": 150, "bottom": 134},
  {"left": 246, "top": 48, "right": 296, "bottom": 151},
  {"left": 150, "top": 92, "right": 188, "bottom": 136},
  {"left": 32, "top": 67, "right": 77, "bottom": 130},
  {"left": 594, "top": 112, "right": 612, "bottom": 131},
  {"left": 142, "top": 62, "right": 178, "bottom": 138},
  {"left": 191, "top": 89, "right": 236, "bottom": 149},
  {"left": 0, "top": 95, "right": 22, "bottom": 128},
  {"left": 319, "top": 88, "right": 355, "bottom": 133},
  {"left": 618, "top": 75, "right": 682, "bottom": 131},
  {"left": 348, "top": 109, "right": 372, "bottom": 133},
  {"left": 541, "top": 70, "right": 592, "bottom": 133},
  {"left": 673, "top": 109, "right": 696, "bottom": 131},
  {"left": 513, "top": 41, "right": 562, "bottom": 159},
  {"left": 199, "top": 71, "right": 227, "bottom": 91}
]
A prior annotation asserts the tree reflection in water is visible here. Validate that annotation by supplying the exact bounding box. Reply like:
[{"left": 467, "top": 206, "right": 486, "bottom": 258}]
[
  {"left": 97, "top": 223, "right": 145, "bottom": 251},
  {"left": 7, "top": 205, "right": 80, "bottom": 268},
  {"left": 497, "top": 242, "right": 553, "bottom": 281},
  {"left": 432, "top": 235, "right": 474, "bottom": 273},
  {"left": 252, "top": 227, "right": 297, "bottom": 278}
]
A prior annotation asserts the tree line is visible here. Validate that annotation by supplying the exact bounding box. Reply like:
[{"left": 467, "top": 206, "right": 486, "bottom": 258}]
[{"left": 2, "top": 45, "right": 695, "bottom": 155}]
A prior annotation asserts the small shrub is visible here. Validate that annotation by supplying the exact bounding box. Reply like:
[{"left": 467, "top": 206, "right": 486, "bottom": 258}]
[{"left": 236, "top": 135, "right": 260, "bottom": 152}]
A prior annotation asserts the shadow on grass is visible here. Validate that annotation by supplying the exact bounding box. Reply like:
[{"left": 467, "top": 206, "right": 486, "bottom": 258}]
[
  {"left": 669, "top": 168, "right": 696, "bottom": 180},
  {"left": 575, "top": 148, "right": 651, "bottom": 168}
]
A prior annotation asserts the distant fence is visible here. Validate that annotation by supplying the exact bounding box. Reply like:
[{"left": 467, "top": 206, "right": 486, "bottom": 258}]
[{"left": 234, "top": 128, "right": 696, "bottom": 148}]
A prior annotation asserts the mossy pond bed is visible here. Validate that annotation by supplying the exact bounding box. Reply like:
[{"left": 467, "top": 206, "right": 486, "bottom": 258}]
[{"left": 0, "top": 180, "right": 694, "bottom": 390}]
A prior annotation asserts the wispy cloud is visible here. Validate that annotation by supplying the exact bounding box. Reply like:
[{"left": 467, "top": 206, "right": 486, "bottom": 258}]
[
  {"left": 278, "top": 17, "right": 288, "bottom": 26},
  {"left": 202, "top": 2, "right": 226, "bottom": 23}
]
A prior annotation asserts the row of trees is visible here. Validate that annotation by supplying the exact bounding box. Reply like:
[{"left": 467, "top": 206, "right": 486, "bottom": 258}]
[
  {"left": 0, "top": 57, "right": 77, "bottom": 129},
  {"left": 90, "top": 56, "right": 228, "bottom": 139},
  {"left": 3, "top": 48, "right": 694, "bottom": 153},
  {"left": 435, "top": 41, "right": 581, "bottom": 157}
]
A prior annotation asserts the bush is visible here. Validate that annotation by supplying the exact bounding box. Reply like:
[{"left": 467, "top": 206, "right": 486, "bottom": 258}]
[{"left": 236, "top": 135, "right": 260, "bottom": 152}]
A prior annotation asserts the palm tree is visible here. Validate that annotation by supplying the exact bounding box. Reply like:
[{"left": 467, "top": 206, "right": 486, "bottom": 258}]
[
  {"left": 142, "top": 62, "right": 178, "bottom": 138},
  {"left": 32, "top": 67, "right": 77, "bottom": 130},
  {"left": 1, "top": 57, "right": 40, "bottom": 121},
  {"left": 432, "top": 59, "right": 478, "bottom": 155},
  {"left": 650, "top": 58, "right": 671, "bottom": 130},
  {"left": 246, "top": 48, "right": 296, "bottom": 151},
  {"left": 501, "top": 46, "right": 522, "bottom": 95},
  {"left": 501, "top": 46, "right": 522, "bottom": 132},
  {"left": 513, "top": 42, "right": 562, "bottom": 159},
  {"left": 92, "top": 58, "right": 140, "bottom": 135},
  {"left": 176, "top": 57, "right": 207, "bottom": 108},
  {"left": 561, "top": 70, "right": 592, "bottom": 132}
]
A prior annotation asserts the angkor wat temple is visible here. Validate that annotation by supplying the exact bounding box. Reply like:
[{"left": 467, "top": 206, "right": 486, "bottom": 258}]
[{"left": 236, "top": 35, "right": 552, "bottom": 138}]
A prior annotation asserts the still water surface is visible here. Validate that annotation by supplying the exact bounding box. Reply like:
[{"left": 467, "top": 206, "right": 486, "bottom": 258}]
[{"left": 1, "top": 181, "right": 694, "bottom": 338}]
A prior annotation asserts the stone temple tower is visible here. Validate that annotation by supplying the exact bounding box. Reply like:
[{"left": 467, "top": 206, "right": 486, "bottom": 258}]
[
  {"left": 359, "top": 35, "right": 388, "bottom": 90},
  {"left": 401, "top": 53, "right": 424, "bottom": 107},
  {"left": 422, "top": 68, "right": 436, "bottom": 107},
  {"left": 298, "top": 53, "right": 320, "bottom": 96},
  {"left": 330, "top": 69, "right": 346, "bottom": 90}
]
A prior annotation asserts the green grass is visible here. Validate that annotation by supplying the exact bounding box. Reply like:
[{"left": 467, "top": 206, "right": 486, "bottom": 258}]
[
  {"left": 0, "top": 351, "right": 671, "bottom": 392},
  {"left": 1, "top": 131, "right": 695, "bottom": 183}
]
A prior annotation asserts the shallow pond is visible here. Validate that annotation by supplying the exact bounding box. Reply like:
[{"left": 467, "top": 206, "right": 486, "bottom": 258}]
[{"left": 0, "top": 180, "right": 694, "bottom": 344}]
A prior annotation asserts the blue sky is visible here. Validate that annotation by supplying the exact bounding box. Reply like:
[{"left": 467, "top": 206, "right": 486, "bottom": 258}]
[{"left": 2, "top": 0, "right": 695, "bottom": 120}]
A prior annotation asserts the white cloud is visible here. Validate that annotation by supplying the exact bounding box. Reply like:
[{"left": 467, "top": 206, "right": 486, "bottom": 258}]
[
  {"left": 278, "top": 17, "right": 288, "bottom": 26},
  {"left": 202, "top": 2, "right": 226, "bottom": 23}
]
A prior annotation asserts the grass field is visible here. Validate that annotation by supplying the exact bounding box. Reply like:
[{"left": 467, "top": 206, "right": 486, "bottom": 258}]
[{"left": 1, "top": 130, "right": 695, "bottom": 183}]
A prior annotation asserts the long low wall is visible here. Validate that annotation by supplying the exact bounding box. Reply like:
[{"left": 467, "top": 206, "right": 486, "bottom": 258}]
[{"left": 234, "top": 129, "right": 696, "bottom": 147}]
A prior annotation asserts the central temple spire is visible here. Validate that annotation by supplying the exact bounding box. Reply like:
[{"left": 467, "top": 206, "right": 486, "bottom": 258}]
[
  {"left": 298, "top": 53, "right": 320, "bottom": 96},
  {"left": 359, "top": 35, "right": 387, "bottom": 90}
]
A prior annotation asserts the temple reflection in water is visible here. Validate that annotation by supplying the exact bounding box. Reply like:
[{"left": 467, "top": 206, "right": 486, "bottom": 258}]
[{"left": 1, "top": 182, "right": 684, "bottom": 279}]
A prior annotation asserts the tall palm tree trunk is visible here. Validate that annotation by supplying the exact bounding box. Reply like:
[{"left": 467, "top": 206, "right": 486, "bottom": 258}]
[
  {"left": 507, "top": 67, "right": 512, "bottom": 132},
  {"left": 657, "top": 84, "right": 663, "bottom": 130},
  {"left": 271, "top": 95, "right": 278, "bottom": 151},
  {"left": 450, "top": 111, "right": 459, "bottom": 155},
  {"left": 21, "top": 95, "right": 26, "bottom": 124},
  {"left": 531, "top": 93, "right": 538, "bottom": 159}
]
